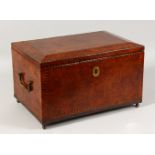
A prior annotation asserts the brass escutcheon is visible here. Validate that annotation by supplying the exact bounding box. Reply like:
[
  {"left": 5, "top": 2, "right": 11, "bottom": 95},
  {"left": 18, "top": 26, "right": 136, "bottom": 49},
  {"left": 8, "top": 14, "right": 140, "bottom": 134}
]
[{"left": 92, "top": 66, "right": 100, "bottom": 77}]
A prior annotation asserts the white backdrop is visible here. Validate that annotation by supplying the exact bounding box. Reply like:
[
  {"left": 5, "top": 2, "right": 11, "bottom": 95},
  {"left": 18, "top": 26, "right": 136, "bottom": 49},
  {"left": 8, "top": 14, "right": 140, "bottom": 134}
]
[{"left": 0, "top": 20, "right": 155, "bottom": 133}]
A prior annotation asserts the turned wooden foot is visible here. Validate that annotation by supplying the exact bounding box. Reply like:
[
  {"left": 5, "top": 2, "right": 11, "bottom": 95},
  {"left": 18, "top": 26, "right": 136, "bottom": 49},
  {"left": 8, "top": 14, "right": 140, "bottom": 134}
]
[
  {"left": 42, "top": 125, "right": 46, "bottom": 129},
  {"left": 16, "top": 99, "right": 20, "bottom": 103},
  {"left": 134, "top": 103, "right": 139, "bottom": 107}
]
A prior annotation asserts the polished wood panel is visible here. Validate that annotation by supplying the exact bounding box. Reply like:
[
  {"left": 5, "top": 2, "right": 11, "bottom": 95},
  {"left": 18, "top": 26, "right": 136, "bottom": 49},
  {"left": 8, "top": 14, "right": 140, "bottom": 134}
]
[
  {"left": 12, "top": 49, "right": 42, "bottom": 122},
  {"left": 41, "top": 51, "right": 144, "bottom": 125},
  {"left": 12, "top": 31, "right": 144, "bottom": 63}
]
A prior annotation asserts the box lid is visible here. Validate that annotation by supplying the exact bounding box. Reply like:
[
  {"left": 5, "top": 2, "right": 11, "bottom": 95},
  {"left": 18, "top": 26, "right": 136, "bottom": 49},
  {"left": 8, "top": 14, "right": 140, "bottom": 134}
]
[{"left": 12, "top": 31, "right": 144, "bottom": 65}]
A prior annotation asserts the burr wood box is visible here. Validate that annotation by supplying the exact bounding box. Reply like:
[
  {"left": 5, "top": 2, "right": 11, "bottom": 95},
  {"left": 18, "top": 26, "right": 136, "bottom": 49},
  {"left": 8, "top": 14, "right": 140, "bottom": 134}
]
[{"left": 11, "top": 31, "right": 144, "bottom": 129}]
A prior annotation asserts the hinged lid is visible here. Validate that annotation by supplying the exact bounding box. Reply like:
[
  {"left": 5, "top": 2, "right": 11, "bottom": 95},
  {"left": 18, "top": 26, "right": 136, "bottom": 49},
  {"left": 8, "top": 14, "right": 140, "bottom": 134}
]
[{"left": 12, "top": 31, "right": 144, "bottom": 65}]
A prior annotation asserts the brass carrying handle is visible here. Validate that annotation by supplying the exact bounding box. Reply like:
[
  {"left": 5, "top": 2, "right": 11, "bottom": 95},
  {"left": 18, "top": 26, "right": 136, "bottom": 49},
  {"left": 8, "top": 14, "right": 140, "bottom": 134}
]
[{"left": 18, "top": 73, "right": 33, "bottom": 92}]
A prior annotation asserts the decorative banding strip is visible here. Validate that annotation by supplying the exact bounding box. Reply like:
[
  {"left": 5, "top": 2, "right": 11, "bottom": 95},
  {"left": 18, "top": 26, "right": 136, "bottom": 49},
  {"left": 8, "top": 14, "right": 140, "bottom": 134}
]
[{"left": 42, "top": 51, "right": 144, "bottom": 69}]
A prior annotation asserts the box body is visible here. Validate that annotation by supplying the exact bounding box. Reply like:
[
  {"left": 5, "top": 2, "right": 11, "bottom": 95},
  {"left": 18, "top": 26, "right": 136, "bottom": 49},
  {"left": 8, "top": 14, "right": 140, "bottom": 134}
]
[{"left": 12, "top": 31, "right": 144, "bottom": 128}]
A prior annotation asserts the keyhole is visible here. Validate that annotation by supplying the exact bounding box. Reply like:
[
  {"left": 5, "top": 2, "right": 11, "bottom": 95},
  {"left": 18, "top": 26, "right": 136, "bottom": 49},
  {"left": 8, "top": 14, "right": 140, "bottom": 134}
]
[{"left": 95, "top": 69, "right": 98, "bottom": 74}]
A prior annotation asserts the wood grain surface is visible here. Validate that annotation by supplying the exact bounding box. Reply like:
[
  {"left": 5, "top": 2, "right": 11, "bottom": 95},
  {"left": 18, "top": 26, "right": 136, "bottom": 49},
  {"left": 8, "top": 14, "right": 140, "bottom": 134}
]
[{"left": 11, "top": 31, "right": 144, "bottom": 128}]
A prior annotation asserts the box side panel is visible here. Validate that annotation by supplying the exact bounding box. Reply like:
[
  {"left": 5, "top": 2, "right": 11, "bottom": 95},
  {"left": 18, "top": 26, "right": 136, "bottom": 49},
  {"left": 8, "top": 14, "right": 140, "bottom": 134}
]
[
  {"left": 12, "top": 49, "right": 42, "bottom": 122},
  {"left": 42, "top": 51, "right": 144, "bottom": 125}
]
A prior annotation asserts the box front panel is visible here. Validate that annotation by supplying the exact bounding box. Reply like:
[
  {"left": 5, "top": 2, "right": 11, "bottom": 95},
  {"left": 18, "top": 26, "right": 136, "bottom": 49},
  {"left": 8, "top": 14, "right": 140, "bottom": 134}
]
[
  {"left": 12, "top": 50, "right": 42, "bottom": 122},
  {"left": 42, "top": 52, "right": 144, "bottom": 124}
]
